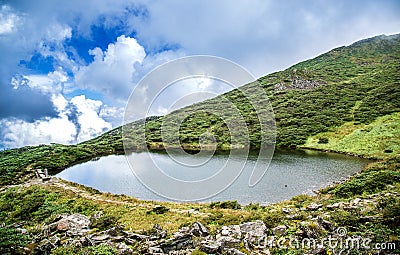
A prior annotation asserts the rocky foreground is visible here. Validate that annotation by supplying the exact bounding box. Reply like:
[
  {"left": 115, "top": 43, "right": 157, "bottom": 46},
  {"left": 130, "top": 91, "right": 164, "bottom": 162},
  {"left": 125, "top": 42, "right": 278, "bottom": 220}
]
[{"left": 4, "top": 189, "right": 399, "bottom": 255}]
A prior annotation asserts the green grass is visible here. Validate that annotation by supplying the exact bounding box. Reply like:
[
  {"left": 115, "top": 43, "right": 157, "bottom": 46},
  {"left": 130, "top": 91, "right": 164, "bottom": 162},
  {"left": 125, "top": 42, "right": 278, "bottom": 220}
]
[
  {"left": 1, "top": 34, "right": 399, "bottom": 186},
  {"left": 303, "top": 112, "right": 400, "bottom": 158}
]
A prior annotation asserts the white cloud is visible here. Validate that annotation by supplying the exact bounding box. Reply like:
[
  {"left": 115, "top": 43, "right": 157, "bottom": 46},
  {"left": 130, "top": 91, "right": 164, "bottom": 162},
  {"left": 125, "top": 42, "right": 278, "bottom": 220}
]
[
  {"left": 70, "top": 95, "right": 112, "bottom": 142},
  {"left": 0, "top": 117, "right": 77, "bottom": 148},
  {"left": 0, "top": 94, "right": 113, "bottom": 148},
  {"left": 75, "top": 35, "right": 146, "bottom": 101},
  {"left": 0, "top": 5, "right": 21, "bottom": 34}
]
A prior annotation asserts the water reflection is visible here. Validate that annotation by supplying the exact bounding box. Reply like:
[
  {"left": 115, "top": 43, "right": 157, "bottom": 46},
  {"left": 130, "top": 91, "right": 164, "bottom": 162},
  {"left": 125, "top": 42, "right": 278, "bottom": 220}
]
[{"left": 56, "top": 149, "right": 370, "bottom": 204}]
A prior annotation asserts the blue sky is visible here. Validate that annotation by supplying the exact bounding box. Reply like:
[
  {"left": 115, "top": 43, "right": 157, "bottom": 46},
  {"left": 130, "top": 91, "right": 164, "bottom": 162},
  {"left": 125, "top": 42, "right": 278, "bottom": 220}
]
[{"left": 0, "top": 0, "right": 399, "bottom": 149}]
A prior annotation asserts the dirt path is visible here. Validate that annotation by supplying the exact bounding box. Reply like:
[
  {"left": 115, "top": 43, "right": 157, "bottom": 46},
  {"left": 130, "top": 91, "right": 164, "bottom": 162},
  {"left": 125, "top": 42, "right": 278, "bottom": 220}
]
[{"left": 8, "top": 177, "right": 206, "bottom": 216}]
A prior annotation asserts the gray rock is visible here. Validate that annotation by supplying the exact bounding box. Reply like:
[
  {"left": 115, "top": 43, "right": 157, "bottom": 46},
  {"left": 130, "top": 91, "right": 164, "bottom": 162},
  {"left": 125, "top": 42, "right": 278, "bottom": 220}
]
[
  {"left": 240, "top": 220, "right": 266, "bottom": 236},
  {"left": 115, "top": 242, "right": 133, "bottom": 255},
  {"left": 91, "top": 234, "right": 111, "bottom": 242},
  {"left": 48, "top": 213, "right": 90, "bottom": 236},
  {"left": 200, "top": 240, "right": 222, "bottom": 254},
  {"left": 224, "top": 248, "right": 247, "bottom": 255},
  {"left": 217, "top": 236, "right": 241, "bottom": 248},
  {"left": 173, "top": 227, "right": 190, "bottom": 239},
  {"left": 148, "top": 246, "right": 164, "bottom": 254},
  {"left": 159, "top": 236, "right": 194, "bottom": 253},
  {"left": 272, "top": 225, "right": 287, "bottom": 236},
  {"left": 306, "top": 203, "right": 323, "bottom": 211},
  {"left": 190, "top": 221, "right": 209, "bottom": 237},
  {"left": 282, "top": 208, "right": 294, "bottom": 214},
  {"left": 218, "top": 225, "right": 241, "bottom": 239},
  {"left": 34, "top": 239, "right": 56, "bottom": 254},
  {"left": 326, "top": 202, "right": 343, "bottom": 209}
]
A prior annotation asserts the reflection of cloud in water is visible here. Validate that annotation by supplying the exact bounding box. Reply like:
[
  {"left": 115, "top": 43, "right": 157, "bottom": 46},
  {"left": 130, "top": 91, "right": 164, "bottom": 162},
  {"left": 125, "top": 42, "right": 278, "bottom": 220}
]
[{"left": 56, "top": 151, "right": 369, "bottom": 204}]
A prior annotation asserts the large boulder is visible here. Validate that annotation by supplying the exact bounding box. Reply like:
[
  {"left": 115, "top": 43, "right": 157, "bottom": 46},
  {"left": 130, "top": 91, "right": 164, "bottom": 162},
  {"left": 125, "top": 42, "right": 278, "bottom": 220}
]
[{"left": 45, "top": 213, "right": 90, "bottom": 236}]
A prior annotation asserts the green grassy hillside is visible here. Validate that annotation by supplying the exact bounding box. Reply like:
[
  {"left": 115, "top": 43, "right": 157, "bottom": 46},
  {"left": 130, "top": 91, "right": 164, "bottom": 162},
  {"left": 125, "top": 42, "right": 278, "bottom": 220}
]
[{"left": 1, "top": 34, "right": 399, "bottom": 185}]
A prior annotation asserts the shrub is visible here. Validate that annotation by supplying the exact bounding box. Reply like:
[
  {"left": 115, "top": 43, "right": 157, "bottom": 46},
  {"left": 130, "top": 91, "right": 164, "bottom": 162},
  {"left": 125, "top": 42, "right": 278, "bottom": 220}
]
[
  {"left": 0, "top": 228, "right": 31, "bottom": 254},
  {"left": 89, "top": 214, "right": 118, "bottom": 231},
  {"left": 209, "top": 200, "right": 241, "bottom": 210},
  {"left": 318, "top": 137, "right": 329, "bottom": 144}
]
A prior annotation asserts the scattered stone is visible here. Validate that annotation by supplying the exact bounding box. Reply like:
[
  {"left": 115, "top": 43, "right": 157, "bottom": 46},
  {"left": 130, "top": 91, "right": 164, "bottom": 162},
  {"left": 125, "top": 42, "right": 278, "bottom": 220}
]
[
  {"left": 91, "top": 234, "right": 111, "bottom": 242},
  {"left": 306, "top": 203, "right": 323, "bottom": 211},
  {"left": 218, "top": 225, "right": 241, "bottom": 239},
  {"left": 200, "top": 240, "right": 222, "bottom": 254},
  {"left": 352, "top": 198, "right": 362, "bottom": 205},
  {"left": 225, "top": 248, "right": 247, "bottom": 255},
  {"left": 282, "top": 207, "right": 293, "bottom": 214},
  {"left": 326, "top": 202, "right": 343, "bottom": 209},
  {"left": 272, "top": 225, "right": 287, "bottom": 236},
  {"left": 190, "top": 222, "right": 209, "bottom": 237},
  {"left": 115, "top": 242, "right": 133, "bottom": 255},
  {"left": 217, "top": 236, "right": 241, "bottom": 248},
  {"left": 43, "top": 213, "right": 90, "bottom": 237},
  {"left": 240, "top": 220, "right": 267, "bottom": 237}
]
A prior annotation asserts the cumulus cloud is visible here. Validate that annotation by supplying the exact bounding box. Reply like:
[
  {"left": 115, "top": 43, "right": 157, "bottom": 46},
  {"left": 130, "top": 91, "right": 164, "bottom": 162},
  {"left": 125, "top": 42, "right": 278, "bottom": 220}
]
[
  {"left": 135, "top": 0, "right": 400, "bottom": 76},
  {"left": 0, "top": 5, "right": 21, "bottom": 34},
  {"left": 0, "top": 94, "right": 112, "bottom": 148},
  {"left": 1, "top": 0, "right": 399, "bottom": 149},
  {"left": 75, "top": 35, "right": 146, "bottom": 101},
  {"left": 69, "top": 95, "right": 112, "bottom": 141}
]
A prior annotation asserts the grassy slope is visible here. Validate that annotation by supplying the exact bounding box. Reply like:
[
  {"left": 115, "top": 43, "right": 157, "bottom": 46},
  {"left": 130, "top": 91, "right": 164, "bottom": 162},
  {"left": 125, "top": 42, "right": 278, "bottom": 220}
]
[
  {"left": 0, "top": 34, "right": 399, "bottom": 254},
  {"left": 1, "top": 34, "right": 399, "bottom": 185}
]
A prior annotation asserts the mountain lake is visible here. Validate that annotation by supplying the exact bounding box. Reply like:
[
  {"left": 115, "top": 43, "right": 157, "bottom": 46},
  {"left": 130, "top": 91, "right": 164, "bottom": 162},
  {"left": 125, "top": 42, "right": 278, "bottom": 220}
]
[{"left": 56, "top": 149, "right": 370, "bottom": 204}]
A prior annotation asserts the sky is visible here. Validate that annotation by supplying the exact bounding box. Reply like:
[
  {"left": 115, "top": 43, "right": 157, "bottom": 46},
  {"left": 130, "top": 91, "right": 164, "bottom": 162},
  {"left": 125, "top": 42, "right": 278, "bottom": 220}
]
[{"left": 0, "top": 0, "right": 399, "bottom": 149}]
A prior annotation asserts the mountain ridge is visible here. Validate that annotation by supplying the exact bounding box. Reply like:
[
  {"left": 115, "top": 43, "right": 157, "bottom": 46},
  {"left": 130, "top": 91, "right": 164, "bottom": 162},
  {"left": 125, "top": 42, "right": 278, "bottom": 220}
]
[{"left": 0, "top": 33, "right": 399, "bottom": 185}]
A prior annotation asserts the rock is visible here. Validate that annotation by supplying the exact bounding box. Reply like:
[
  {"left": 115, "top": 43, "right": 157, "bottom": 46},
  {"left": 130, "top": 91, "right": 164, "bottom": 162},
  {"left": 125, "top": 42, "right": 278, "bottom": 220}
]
[
  {"left": 286, "top": 214, "right": 304, "bottom": 220},
  {"left": 342, "top": 205, "right": 358, "bottom": 211},
  {"left": 190, "top": 222, "right": 209, "bottom": 237},
  {"left": 316, "top": 217, "right": 333, "bottom": 231},
  {"left": 116, "top": 242, "right": 133, "bottom": 255},
  {"left": 48, "top": 235, "right": 60, "bottom": 246},
  {"left": 240, "top": 220, "right": 266, "bottom": 236},
  {"left": 148, "top": 246, "right": 164, "bottom": 254},
  {"left": 326, "top": 202, "right": 343, "bottom": 209},
  {"left": 306, "top": 203, "right": 323, "bottom": 211},
  {"left": 34, "top": 239, "right": 56, "bottom": 254},
  {"left": 272, "top": 225, "right": 287, "bottom": 236},
  {"left": 47, "top": 213, "right": 90, "bottom": 236},
  {"left": 104, "top": 225, "right": 122, "bottom": 236},
  {"left": 173, "top": 227, "right": 190, "bottom": 239},
  {"left": 91, "top": 234, "right": 111, "bottom": 242},
  {"left": 224, "top": 248, "right": 247, "bottom": 255},
  {"left": 240, "top": 221, "right": 267, "bottom": 250},
  {"left": 153, "top": 224, "right": 168, "bottom": 239},
  {"left": 217, "top": 236, "right": 241, "bottom": 248},
  {"left": 218, "top": 225, "right": 241, "bottom": 239},
  {"left": 200, "top": 240, "right": 222, "bottom": 254},
  {"left": 160, "top": 236, "right": 194, "bottom": 253},
  {"left": 282, "top": 208, "right": 293, "bottom": 214}
]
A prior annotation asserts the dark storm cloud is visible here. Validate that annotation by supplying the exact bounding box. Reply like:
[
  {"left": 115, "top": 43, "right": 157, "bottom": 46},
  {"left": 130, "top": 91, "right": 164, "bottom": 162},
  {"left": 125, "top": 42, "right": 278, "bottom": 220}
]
[{"left": 0, "top": 84, "right": 57, "bottom": 121}]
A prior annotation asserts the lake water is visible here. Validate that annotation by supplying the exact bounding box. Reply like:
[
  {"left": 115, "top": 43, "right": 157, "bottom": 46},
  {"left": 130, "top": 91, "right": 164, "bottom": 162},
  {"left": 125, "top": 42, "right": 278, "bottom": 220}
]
[{"left": 56, "top": 149, "right": 370, "bottom": 204}]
